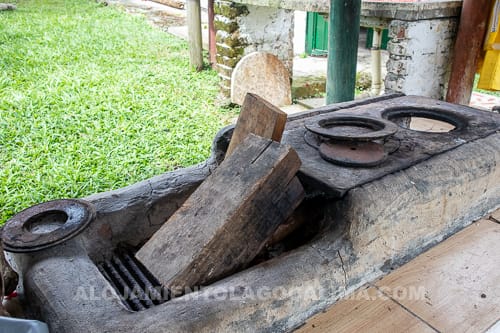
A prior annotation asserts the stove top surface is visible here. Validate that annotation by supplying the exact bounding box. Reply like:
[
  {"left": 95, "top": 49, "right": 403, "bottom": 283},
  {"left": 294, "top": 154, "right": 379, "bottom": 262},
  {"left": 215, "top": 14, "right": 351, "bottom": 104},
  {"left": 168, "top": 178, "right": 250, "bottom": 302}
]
[{"left": 282, "top": 95, "right": 500, "bottom": 197}]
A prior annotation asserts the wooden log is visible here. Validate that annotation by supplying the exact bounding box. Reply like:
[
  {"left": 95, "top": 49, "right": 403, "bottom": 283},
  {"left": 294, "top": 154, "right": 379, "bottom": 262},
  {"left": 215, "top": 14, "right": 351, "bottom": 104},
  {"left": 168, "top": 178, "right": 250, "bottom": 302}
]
[
  {"left": 226, "top": 92, "right": 304, "bottom": 248},
  {"left": 136, "top": 134, "right": 303, "bottom": 290},
  {"left": 446, "top": 0, "right": 492, "bottom": 105},
  {"left": 151, "top": 0, "right": 185, "bottom": 9},
  {"left": 208, "top": 0, "right": 216, "bottom": 68},
  {"left": 186, "top": 0, "right": 203, "bottom": 71},
  {"left": 226, "top": 93, "right": 287, "bottom": 156},
  {"left": 0, "top": 3, "right": 16, "bottom": 11}
]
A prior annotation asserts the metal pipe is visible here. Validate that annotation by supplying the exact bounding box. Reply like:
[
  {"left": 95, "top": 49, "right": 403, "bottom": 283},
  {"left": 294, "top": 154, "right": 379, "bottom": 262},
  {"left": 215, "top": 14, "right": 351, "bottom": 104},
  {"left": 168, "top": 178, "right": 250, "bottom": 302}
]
[
  {"left": 326, "top": 0, "right": 362, "bottom": 104},
  {"left": 371, "top": 28, "right": 383, "bottom": 96}
]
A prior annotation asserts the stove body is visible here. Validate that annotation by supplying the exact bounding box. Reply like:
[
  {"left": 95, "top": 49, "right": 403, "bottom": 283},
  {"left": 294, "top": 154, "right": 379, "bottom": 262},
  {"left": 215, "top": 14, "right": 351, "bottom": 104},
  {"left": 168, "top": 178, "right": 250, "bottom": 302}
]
[{"left": 5, "top": 95, "right": 500, "bottom": 332}]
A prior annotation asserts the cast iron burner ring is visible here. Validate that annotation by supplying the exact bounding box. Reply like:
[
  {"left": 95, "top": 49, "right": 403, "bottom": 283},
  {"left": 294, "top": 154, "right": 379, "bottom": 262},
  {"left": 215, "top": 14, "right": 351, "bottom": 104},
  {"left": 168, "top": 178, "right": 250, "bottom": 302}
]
[
  {"left": 2, "top": 199, "right": 95, "bottom": 253},
  {"left": 305, "top": 115, "right": 399, "bottom": 141},
  {"left": 304, "top": 115, "right": 399, "bottom": 167}
]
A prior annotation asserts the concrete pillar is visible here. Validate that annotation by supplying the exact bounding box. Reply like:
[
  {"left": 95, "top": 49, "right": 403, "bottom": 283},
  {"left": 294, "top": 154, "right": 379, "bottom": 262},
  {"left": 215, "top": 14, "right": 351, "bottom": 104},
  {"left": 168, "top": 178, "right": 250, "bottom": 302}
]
[{"left": 385, "top": 18, "right": 458, "bottom": 100}]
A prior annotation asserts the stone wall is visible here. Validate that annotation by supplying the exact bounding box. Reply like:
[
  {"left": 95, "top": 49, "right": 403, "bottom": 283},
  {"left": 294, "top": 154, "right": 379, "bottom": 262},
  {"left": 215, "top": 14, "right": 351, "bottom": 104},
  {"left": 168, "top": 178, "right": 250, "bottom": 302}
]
[
  {"left": 214, "top": 1, "right": 294, "bottom": 97},
  {"left": 385, "top": 18, "right": 458, "bottom": 100}
]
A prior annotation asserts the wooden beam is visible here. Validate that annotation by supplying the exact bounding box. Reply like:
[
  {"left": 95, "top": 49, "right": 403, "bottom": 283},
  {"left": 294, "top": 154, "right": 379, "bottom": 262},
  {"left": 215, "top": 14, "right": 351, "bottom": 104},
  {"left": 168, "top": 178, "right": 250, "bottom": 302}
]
[
  {"left": 226, "top": 93, "right": 287, "bottom": 156},
  {"left": 186, "top": 0, "right": 203, "bottom": 71},
  {"left": 208, "top": 0, "right": 217, "bottom": 68},
  {"left": 0, "top": 3, "right": 16, "bottom": 11},
  {"left": 152, "top": 0, "right": 184, "bottom": 9},
  {"left": 446, "top": 0, "right": 492, "bottom": 105},
  {"left": 136, "top": 134, "right": 303, "bottom": 290},
  {"left": 326, "top": 0, "right": 362, "bottom": 104}
]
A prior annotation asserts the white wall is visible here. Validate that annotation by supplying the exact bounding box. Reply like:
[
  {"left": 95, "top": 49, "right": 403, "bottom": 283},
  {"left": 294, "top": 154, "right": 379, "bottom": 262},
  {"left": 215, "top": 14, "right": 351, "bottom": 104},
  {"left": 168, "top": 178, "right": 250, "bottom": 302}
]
[{"left": 294, "top": 11, "right": 307, "bottom": 55}]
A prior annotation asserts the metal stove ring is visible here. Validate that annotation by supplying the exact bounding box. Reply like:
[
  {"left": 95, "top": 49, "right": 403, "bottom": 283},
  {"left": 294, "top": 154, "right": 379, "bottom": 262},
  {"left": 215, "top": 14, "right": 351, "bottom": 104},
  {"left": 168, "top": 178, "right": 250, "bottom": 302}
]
[
  {"left": 2, "top": 199, "right": 95, "bottom": 253},
  {"left": 304, "top": 115, "right": 399, "bottom": 141},
  {"left": 318, "top": 141, "right": 388, "bottom": 167}
]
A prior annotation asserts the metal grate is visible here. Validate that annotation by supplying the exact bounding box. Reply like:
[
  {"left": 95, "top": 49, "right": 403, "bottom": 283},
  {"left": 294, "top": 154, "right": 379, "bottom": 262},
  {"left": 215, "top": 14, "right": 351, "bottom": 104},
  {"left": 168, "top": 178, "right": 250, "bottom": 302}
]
[{"left": 98, "top": 248, "right": 168, "bottom": 311}]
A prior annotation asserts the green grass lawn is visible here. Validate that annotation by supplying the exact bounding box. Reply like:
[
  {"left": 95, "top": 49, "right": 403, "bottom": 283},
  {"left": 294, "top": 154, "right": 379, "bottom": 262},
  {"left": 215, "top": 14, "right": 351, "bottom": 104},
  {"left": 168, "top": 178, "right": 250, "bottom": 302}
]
[{"left": 0, "top": 0, "right": 237, "bottom": 224}]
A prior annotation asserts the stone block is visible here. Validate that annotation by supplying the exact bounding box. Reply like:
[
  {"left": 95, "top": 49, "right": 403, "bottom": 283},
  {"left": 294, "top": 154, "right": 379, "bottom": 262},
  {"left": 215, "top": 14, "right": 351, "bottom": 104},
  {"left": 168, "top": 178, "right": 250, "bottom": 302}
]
[
  {"left": 214, "top": 15, "right": 239, "bottom": 33},
  {"left": 384, "top": 73, "right": 405, "bottom": 92},
  {"left": 216, "top": 54, "right": 240, "bottom": 68},
  {"left": 216, "top": 30, "right": 247, "bottom": 48},
  {"left": 214, "top": 0, "right": 249, "bottom": 19},
  {"left": 216, "top": 63, "right": 233, "bottom": 78},
  {"left": 388, "top": 21, "right": 409, "bottom": 41},
  {"left": 386, "top": 58, "right": 408, "bottom": 76},
  {"left": 217, "top": 72, "right": 231, "bottom": 84},
  {"left": 231, "top": 52, "right": 292, "bottom": 106},
  {"left": 387, "top": 42, "right": 408, "bottom": 57},
  {"left": 216, "top": 43, "right": 245, "bottom": 58}
]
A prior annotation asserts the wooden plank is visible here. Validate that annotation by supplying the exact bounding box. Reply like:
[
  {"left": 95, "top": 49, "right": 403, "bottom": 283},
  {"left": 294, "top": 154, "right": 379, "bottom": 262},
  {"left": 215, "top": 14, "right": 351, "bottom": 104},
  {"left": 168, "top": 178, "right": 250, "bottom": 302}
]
[
  {"left": 490, "top": 208, "right": 500, "bottom": 223},
  {"left": 151, "top": 0, "right": 185, "bottom": 9},
  {"left": 208, "top": 0, "right": 216, "bottom": 68},
  {"left": 375, "top": 219, "right": 500, "bottom": 333},
  {"left": 226, "top": 92, "right": 305, "bottom": 254},
  {"left": 0, "top": 3, "right": 16, "bottom": 11},
  {"left": 136, "top": 134, "right": 303, "bottom": 290},
  {"left": 295, "top": 287, "right": 436, "bottom": 333},
  {"left": 226, "top": 93, "right": 287, "bottom": 156}
]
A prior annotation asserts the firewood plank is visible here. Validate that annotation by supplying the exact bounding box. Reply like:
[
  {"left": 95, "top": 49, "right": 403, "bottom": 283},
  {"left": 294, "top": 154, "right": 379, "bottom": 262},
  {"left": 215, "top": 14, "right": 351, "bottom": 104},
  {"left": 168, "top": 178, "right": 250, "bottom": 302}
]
[
  {"left": 226, "top": 93, "right": 287, "bottom": 156},
  {"left": 136, "top": 134, "right": 303, "bottom": 290}
]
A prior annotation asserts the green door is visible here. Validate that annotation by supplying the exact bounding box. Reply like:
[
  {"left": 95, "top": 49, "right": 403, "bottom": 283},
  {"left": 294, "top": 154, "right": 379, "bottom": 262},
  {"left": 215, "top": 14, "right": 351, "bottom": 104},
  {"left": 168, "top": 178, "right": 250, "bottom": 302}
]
[
  {"left": 306, "top": 13, "right": 390, "bottom": 55},
  {"left": 306, "top": 12, "right": 329, "bottom": 56},
  {"left": 366, "top": 28, "right": 390, "bottom": 50}
]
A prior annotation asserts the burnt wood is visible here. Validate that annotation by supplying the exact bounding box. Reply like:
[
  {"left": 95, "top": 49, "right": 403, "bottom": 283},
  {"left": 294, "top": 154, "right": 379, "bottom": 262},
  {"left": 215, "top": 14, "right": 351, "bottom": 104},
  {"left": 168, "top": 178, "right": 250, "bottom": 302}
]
[
  {"left": 136, "top": 134, "right": 303, "bottom": 290},
  {"left": 226, "top": 93, "right": 287, "bottom": 156}
]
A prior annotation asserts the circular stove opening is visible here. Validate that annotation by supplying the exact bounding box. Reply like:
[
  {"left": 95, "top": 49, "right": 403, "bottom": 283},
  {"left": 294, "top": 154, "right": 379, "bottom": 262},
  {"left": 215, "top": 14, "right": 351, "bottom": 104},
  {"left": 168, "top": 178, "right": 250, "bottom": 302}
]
[
  {"left": 405, "top": 117, "right": 455, "bottom": 132},
  {"left": 24, "top": 210, "right": 68, "bottom": 234},
  {"left": 305, "top": 115, "right": 398, "bottom": 142},
  {"left": 382, "top": 107, "right": 464, "bottom": 133}
]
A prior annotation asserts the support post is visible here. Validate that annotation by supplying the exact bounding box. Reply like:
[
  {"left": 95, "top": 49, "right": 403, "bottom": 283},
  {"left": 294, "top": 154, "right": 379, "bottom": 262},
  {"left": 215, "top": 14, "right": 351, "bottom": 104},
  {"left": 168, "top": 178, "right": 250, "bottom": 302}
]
[
  {"left": 371, "top": 28, "right": 383, "bottom": 96},
  {"left": 208, "top": 0, "right": 216, "bottom": 68},
  {"left": 326, "top": 0, "right": 362, "bottom": 104},
  {"left": 446, "top": 0, "right": 491, "bottom": 105},
  {"left": 187, "top": 0, "right": 203, "bottom": 71}
]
